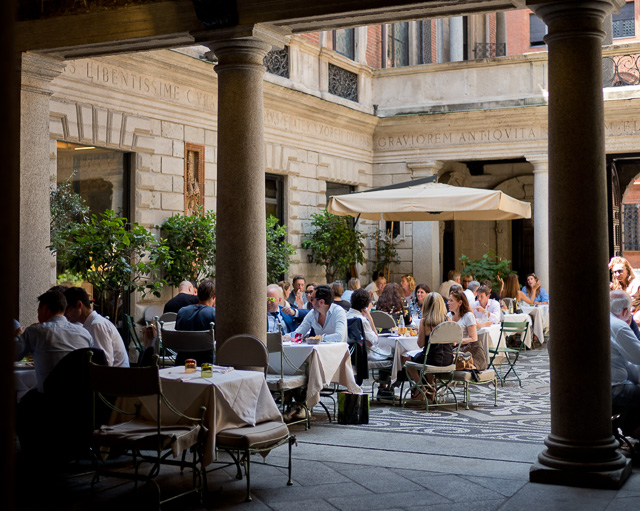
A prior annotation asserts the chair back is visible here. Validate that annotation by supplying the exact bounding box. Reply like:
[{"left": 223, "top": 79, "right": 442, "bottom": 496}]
[
  {"left": 217, "top": 334, "right": 268, "bottom": 372},
  {"left": 371, "top": 310, "right": 396, "bottom": 330},
  {"left": 266, "top": 332, "right": 283, "bottom": 354},
  {"left": 346, "top": 317, "right": 368, "bottom": 385},
  {"left": 157, "top": 312, "right": 177, "bottom": 323},
  {"left": 498, "top": 320, "right": 529, "bottom": 350},
  {"left": 89, "top": 361, "right": 162, "bottom": 397},
  {"left": 160, "top": 321, "right": 215, "bottom": 352},
  {"left": 124, "top": 313, "right": 145, "bottom": 356},
  {"left": 143, "top": 305, "right": 164, "bottom": 324},
  {"left": 429, "top": 321, "right": 463, "bottom": 345}
]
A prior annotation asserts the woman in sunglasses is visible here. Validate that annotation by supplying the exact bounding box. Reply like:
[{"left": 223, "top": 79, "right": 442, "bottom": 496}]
[{"left": 610, "top": 256, "right": 640, "bottom": 298}]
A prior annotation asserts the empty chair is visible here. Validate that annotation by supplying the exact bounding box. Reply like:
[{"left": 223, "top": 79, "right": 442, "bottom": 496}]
[
  {"left": 157, "top": 312, "right": 177, "bottom": 323},
  {"left": 158, "top": 321, "right": 215, "bottom": 367},
  {"left": 216, "top": 334, "right": 268, "bottom": 373},
  {"left": 370, "top": 310, "right": 396, "bottom": 332},
  {"left": 88, "top": 356, "right": 206, "bottom": 507},
  {"left": 488, "top": 320, "right": 529, "bottom": 387}
]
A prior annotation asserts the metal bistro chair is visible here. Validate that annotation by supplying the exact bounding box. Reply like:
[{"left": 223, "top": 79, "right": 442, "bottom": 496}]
[
  {"left": 88, "top": 354, "right": 206, "bottom": 507},
  {"left": 266, "top": 332, "right": 310, "bottom": 429},
  {"left": 124, "top": 313, "right": 146, "bottom": 360},
  {"left": 212, "top": 334, "right": 296, "bottom": 502},
  {"left": 401, "top": 321, "right": 463, "bottom": 411},
  {"left": 452, "top": 331, "right": 498, "bottom": 410},
  {"left": 157, "top": 321, "right": 215, "bottom": 368},
  {"left": 488, "top": 320, "right": 529, "bottom": 387},
  {"left": 370, "top": 310, "right": 397, "bottom": 332}
]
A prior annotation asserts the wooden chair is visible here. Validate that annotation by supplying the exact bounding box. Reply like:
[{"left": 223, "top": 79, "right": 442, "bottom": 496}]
[
  {"left": 88, "top": 355, "right": 206, "bottom": 507},
  {"left": 401, "top": 321, "right": 463, "bottom": 411}
]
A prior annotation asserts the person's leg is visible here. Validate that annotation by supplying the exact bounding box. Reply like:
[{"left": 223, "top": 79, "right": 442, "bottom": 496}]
[{"left": 612, "top": 383, "right": 640, "bottom": 438}]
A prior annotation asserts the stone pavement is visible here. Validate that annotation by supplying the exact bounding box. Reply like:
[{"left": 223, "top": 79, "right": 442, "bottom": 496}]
[{"left": 16, "top": 347, "right": 640, "bottom": 510}]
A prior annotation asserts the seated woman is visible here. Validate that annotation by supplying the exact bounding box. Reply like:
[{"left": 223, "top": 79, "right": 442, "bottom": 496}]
[
  {"left": 610, "top": 256, "right": 640, "bottom": 298},
  {"left": 341, "top": 277, "right": 360, "bottom": 302},
  {"left": 400, "top": 274, "right": 416, "bottom": 301},
  {"left": 409, "top": 283, "right": 430, "bottom": 319},
  {"left": 498, "top": 273, "right": 534, "bottom": 310},
  {"left": 375, "top": 282, "right": 411, "bottom": 327},
  {"left": 347, "top": 288, "right": 389, "bottom": 361},
  {"left": 403, "top": 292, "right": 451, "bottom": 400},
  {"left": 447, "top": 290, "right": 486, "bottom": 371},
  {"left": 522, "top": 273, "right": 549, "bottom": 305}
]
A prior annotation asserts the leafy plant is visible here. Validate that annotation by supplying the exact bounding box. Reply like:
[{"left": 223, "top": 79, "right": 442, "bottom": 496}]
[
  {"left": 159, "top": 208, "right": 217, "bottom": 286},
  {"left": 301, "top": 210, "right": 365, "bottom": 282},
  {"left": 370, "top": 227, "right": 401, "bottom": 280},
  {"left": 49, "top": 179, "right": 90, "bottom": 262},
  {"left": 459, "top": 249, "right": 513, "bottom": 290},
  {"left": 266, "top": 215, "right": 296, "bottom": 283},
  {"left": 56, "top": 209, "right": 168, "bottom": 322}
]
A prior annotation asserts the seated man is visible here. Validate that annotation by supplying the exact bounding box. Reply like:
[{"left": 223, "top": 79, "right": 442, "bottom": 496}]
[
  {"left": 163, "top": 280, "right": 199, "bottom": 313},
  {"left": 267, "top": 284, "right": 309, "bottom": 334},
  {"left": 64, "top": 287, "right": 129, "bottom": 367},
  {"left": 610, "top": 290, "right": 640, "bottom": 439},
  {"left": 175, "top": 279, "right": 216, "bottom": 365},
  {"left": 472, "top": 285, "right": 501, "bottom": 329},
  {"left": 15, "top": 289, "right": 94, "bottom": 392},
  {"left": 287, "top": 275, "right": 308, "bottom": 309},
  {"left": 288, "top": 284, "right": 347, "bottom": 343}
]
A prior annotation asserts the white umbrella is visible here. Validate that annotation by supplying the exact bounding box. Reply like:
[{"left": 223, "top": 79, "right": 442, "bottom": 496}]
[{"left": 327, "top": 177, "right": 531, "bottom": 221}]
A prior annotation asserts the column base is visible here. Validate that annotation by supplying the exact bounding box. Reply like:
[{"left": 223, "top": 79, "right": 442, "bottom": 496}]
[{"left": 530, "top": 454, "right": 632, "bottom": 490}]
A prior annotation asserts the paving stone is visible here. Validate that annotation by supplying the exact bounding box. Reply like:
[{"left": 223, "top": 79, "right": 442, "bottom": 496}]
[{"left": 326, "top": 488, "right": 449, "bottom": 511}]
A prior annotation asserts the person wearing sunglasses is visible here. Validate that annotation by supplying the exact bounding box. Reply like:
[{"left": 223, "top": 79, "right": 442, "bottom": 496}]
[
  {"left": 267, "top": 284, "right": 309, "bottom": 334},
  {"left": 610, "top": 256, "right": 640, "bottom": 298}
]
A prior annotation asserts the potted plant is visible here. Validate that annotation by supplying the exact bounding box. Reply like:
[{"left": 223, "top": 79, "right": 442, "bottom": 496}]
[
  {"left": 302, "top": 209, "right": 365, "bottom": 282},
  {"left": 459, "top": 249, "right": 513, "bottom": 290},
  {"left": 266, "top": 215, "right": 296, "bottom": 283},
  {"left": 370, "top": 226, "right": 401, "bottom": 281}
]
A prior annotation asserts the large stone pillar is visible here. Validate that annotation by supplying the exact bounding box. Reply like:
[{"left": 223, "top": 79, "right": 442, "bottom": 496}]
[
  {"left": 208, "top": 26, "right": 286, "bottom": 348},
  {"left": 449, "top": 16, "right": 464, "bottom": 62},
  {"left": 408, "top": 161, "right": 444, "bottom": 290},
  {"left": 527, "top": 155, "right": 550, "bottom": 292},
  {"left": 529, "top": 0, "right": 631, "bottom": 488},
  {"left": 19, "top": 53, "right": 65, "bottom": 325}
]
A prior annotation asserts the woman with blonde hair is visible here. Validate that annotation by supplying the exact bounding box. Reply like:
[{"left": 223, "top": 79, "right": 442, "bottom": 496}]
[
  {"left": 400, "top": 274, "right": 416, "bottom": 300},
  {"left": 610, "top": 256, "right": 640, "bottom": 297}
]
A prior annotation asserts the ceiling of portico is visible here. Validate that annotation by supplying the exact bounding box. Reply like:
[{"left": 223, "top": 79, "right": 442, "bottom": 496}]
[{"left": 17, "top": 0, "right": 531, "bottom": 58}]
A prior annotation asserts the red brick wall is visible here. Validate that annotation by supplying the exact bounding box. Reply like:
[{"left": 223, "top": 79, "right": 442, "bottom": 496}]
[
  {"left": 300, "top": 32, "right": 319, "bottom": 46},
  {"left": 367, "top": 25, "right": 382, "bottom": 68}
]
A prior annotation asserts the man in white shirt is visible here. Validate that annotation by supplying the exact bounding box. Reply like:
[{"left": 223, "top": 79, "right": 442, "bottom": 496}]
[
  {"left": 472, "top": 285, "right": 501, "bottom": 328},
  {"left": 289, "top": 284, "right": 347, "bottom": 343},
  {"left": 610, "top": 290, "right": 640, "bottom": 438},
  {"left": 64, "top": 287, "right": 129, "bottom": 367},
  {"left": 465, "top": 280, "right": 480, "bottom": 306}
]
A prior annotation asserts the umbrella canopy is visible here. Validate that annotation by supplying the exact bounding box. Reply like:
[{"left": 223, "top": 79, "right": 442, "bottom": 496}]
[{"left": 327, "top": 177, "right": 531, "bottom": 221}]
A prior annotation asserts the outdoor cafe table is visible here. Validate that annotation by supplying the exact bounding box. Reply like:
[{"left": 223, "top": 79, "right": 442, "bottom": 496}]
[
  {"left": 481, "top": 312, "right": 535, "bottom": 349},
  {"left": 115, "top": 367, "right": 283, "bottom": 466},
  {"left": 377, "top": 334, "right": 420, "bottom": 385},
  {"left": 520, "top": 304, "right": 549, "bottom": 344},
  {"left": 268, "top": 341, "right": 362, "bottom": 408}
]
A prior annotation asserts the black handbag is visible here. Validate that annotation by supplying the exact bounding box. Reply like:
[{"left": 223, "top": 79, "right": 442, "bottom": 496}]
[{"left": 338, "top": 392, "right": 369, "bottom": 424}]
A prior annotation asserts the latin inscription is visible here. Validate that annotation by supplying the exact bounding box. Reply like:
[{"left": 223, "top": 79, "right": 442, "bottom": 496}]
[
  {"left": 375, "top": 127, "right": 546, "bottom": 148},
  {"left": 64, "top": 60, "right": 216, "bottom": 112}
]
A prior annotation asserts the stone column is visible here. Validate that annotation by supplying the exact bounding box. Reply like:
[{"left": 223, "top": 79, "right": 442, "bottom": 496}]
[
  {"left": 496, "top": 12, "right": 507, "bottom": 56},
  {"left": 529, "top": 0, "right": 631, "bottom": 488},
  {"left": 19, "top": 53, "right": 65, "bottom": 325},
  {"left": 207, "top": 26, "right": 286, "bottom": 348},
  {"left": 355, "top": 27, "right": 368, "bottom": 64},
  {"left": 449, "top": 16, "right": 464, "bottom": 62},
  {"left": 527, "top": 155, "right": 550, "bottom": 292},
  {"left": 407, "top": 161, "right": 444, "bottom": 290}
]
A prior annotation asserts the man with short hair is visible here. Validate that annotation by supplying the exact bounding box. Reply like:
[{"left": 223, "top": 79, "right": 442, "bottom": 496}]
[
  {"left": 163, "top": 280, "right": 199, "bottom": 313},
  {"left": 472, "top": 285, "right": 501, "bottom": 328},
  {"left": 289, "top": 284, "right": 347, "bottom": 343},
  {"left": 287, "top": 275, "right": 307, "bottom": 309},
  {"left": 64, "top": 287, "right": 129, "bottom": 367},
  {"left": 610, "top": 290, "right": 640, "bottom": 439},
  {"left": 465, "top": 280, "right": 480, "bottom": 305},
  {"left": 481, "top": 279, "right": 502, "bottom": 301},
  {"left": 267, "top": 284, "right": 309, "bottom": 334},
  {"left": 438, "top": 270, "right": 461, "bottom": 299},
  {"left": 15, "top": 289, "right": 93, "bottom": 392},
  {"left": 175, "top": 279, "right": 216, "bottom": 364}
]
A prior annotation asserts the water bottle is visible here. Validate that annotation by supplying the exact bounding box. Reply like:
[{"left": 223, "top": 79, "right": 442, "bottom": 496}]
[{"left": 398, "top": 313, "right": 405, "bottom": 335}]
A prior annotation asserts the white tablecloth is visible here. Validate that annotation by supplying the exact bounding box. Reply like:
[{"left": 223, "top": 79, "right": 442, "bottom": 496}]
[
  {"left": 377, "top": 335, "right": 420, "bottom": 384},
  {"left": 482, "top": 313, "right": 534, "bottom": 349},
  {"left": 14, "top": 365, "right": 37, "bottom": 402},
  {"left": 269, "top": 342, "right": 362, "bottom": 408},
  {"left": 520, "top": 304, "right": 549, "bottom": 343},
  {"left": 116, "top": 368, "right": 282, "bottom": 466}
]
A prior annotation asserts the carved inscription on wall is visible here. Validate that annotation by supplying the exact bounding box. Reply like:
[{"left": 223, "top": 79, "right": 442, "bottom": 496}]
[
  {"left": 185, "top": 143, "right": 204, "bottom": 216},
  {"left": 63, "top": 60, "right": 216, "bottom": 111}
]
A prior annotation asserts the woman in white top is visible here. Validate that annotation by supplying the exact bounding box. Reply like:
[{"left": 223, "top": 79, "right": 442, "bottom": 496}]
[
  {"left": 346, "top": 288, "right": 390, "bottom": 361},
  {"left": 447, "top": 289, "right": 486, "bottom": 371},
  {"left": 610, "top": 256, "right": 640, "bottom": 298}
]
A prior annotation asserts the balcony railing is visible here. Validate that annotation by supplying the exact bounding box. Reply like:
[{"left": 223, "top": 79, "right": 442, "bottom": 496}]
[
  {"left": 472, "top": 42, "right": 506, "bottom": 59},
  {"left": 603, "top": 54, "right": 640, "bottom": 87}
]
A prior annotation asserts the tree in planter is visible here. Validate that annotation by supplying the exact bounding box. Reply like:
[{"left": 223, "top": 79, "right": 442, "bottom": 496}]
[
  {"left": 370, "top": 227, "right": 401, "bottom": 281},
  {"left": 56, "top": 209, "right": 168, "bottom": 323},
  {"left": 159, "top": 208, "right": 217, "bottom": 286},
  {"left": 459, "top": 249, "right": 513, "bottom": 291},
  {"left": 266, "top": 215, "right": 296, "bottom": 283},
  {"left": 301, "top": 210, "right": 365, "bottom": 282},
  {"left": 49, "top": 179, "right": 90, "bottom": 270}
]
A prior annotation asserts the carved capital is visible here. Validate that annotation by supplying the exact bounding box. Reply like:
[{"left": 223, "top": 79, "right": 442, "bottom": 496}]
[{"left": 20, "top": 52, "right": 65, "bottom": 95}]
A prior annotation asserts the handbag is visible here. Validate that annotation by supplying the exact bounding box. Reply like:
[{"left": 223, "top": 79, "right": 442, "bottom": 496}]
[
  {"left": 455, "top": 351, "right": 476, "bottom": 370},
  {"left": 337, "top": 392, "right": 369, "bottom": 425}
]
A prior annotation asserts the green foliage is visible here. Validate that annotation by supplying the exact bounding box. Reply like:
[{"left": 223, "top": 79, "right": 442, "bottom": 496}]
[
  {"left": 56, "top": 270, "right": 84, "bottom": 287},
  {"left": 370, "top": 227, "right": 401, "bottom": 278},
  {"left": 56, "top": 209, "right": 168, "bottom": 322},
  {"left": 159, "top": 208, "right": 217, "bottom": 286},
  {"left": 301, "top": 210, "right": 365, "bottom": 282},
  {"left": 459, "top": 249, "right": 513, "bottom": 290},
  {"left": 49, "top": 180, "right": 90, "bottom": 262},
  {"left": 266, "top": 215, "right": 296, "bottom": 283}
]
